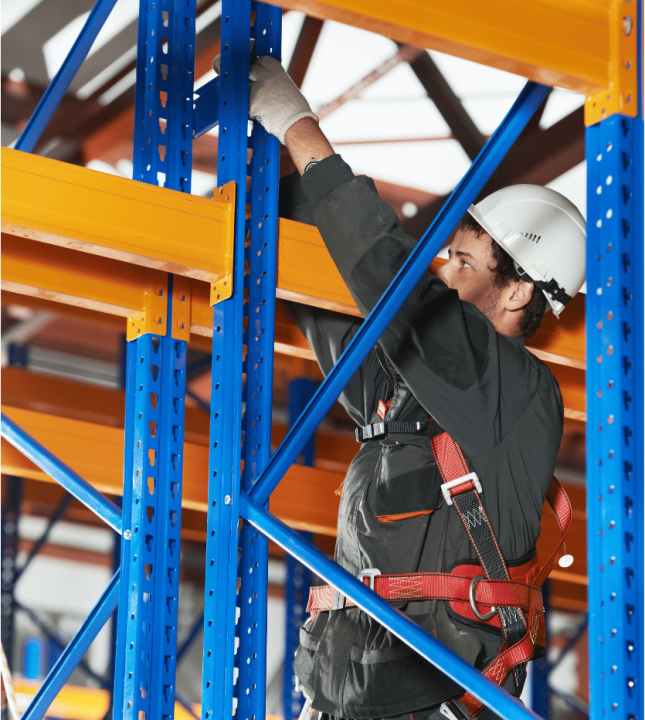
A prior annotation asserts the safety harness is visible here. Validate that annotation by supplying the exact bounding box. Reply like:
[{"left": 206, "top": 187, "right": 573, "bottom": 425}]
[{"left": 306, "top": 416, "right": 572, "bottom": 718}]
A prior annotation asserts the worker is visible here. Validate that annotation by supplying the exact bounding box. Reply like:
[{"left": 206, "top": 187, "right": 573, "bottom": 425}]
[{"left": 215, "top": 55, "right": 585, "bottom": 720}]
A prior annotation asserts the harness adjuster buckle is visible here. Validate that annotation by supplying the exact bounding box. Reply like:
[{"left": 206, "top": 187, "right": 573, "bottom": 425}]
[
  {"left": 331, "top": 568, "right": 382, "bottom": 611},
  {"left": 439, "top": 701, "right": 468, "bottom": 720},
  {"left": 469, "top": 575, "right": 497, "bottom": 621},
  {"left": 355, "top": 422, "right": 386, "bottom": 443},
  {"left": 441, "top": 472, "right": 482, "bottom": 506},
  {"left": 357, "top": 567, "right": 381, "bottom": 590}
]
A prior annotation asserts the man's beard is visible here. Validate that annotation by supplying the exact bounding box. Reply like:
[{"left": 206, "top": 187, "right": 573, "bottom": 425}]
[{"left": 480, "top": 284, "right": 503, "bottom": 325}]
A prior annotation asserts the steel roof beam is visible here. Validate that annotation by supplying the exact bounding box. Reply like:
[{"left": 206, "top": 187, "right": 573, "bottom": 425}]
[
  {"left": 403, "top": 106, "right": 585, "bottom": 238},
  {"left": 404, "top": 47, "right": 486, "bottom": 161},
  {"left": 287, "top": 16, "right": 325, "bottom": 88}
]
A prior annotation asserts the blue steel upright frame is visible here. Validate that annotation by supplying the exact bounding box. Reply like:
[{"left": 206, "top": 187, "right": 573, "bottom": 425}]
[
  {"left": 283, "top": 378, "right": 316, "bottom": 720},
  {"left": 3, "top": 0, "right": 195, "bottom": 716},
  {"left": 1, "top": 477, "right": 23, "bottom": 674},
  {"left": 112, "top": 1, "right": 193, "bottom": 717},
  {"left": 201, "top": 3, "right": 281, "bottom": 719},
  {"left": 584, "top": 13, "right": 644, "bottom": 715}
]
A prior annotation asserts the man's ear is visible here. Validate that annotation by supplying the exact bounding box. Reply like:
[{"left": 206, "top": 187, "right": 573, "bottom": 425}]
[{"left": 502, "top": 279, "right": 534, "bottom": 311}]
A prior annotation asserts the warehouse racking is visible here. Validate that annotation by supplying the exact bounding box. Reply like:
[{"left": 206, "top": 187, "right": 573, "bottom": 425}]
[{"left": 0, "top": 0, "right": 642, "bottom": 719}]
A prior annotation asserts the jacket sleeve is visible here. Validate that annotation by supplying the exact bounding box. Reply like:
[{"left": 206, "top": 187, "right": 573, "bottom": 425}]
[
  {"left": 280, "top": 171, "right": 390, "bottom": 427},
  {"left": 287, "top": 304, "right": 392, "bottom": 427},
  {"left": 299, "top": 155, "right": 540, "bottom": 455}
]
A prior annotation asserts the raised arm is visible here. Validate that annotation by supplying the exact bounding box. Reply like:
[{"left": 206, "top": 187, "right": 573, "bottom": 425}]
[{"left": 237, "top": 56, "right": 541, "bottom": 454}]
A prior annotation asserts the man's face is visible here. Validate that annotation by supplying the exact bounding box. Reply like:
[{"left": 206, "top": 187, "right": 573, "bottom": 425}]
[{"left": 433, "top": 228, "right": 502, "bottom": 322}]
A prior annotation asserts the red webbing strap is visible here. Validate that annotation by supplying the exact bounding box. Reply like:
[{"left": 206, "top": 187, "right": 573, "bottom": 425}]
[
  {"left": 534, "top": 477, "right": 572, "bottom": 587},
  {"left": 431, "top": 432, "right": 471, "bottom": 486},
  {"left": 306, "top": 573, "right": 544, "bottom": 619},
  {"left": 430, "top": 431, "right": 572, "bottom": 713},
  {"left": 460, "top": 608, "right": 543, "bottom": 716}
]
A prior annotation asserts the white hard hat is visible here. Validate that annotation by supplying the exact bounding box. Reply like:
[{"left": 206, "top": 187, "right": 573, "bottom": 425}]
[{"left": 467, "top": 185, "right": 586, "bottom": 317}]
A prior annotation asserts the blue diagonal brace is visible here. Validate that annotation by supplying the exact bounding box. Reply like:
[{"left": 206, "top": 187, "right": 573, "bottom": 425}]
[
  {"left": 1, "top": 413, "right": 122, "bottom": 534},
  {"left": 20, "top": 571, "right": 120, "bottom": 720},
  {"left": 240, "top": 496, "right": 541, "bottom": 720},
  {"left": 177, "top": 610, "right": 204, "bottom": 664},
  {"left": 250, "top": 81, "right": 551, "bottom": 506},
  {"left": 14, "top": 0, "right": 119, "bottom": 153},
  {"left": 14, "top": 495, "right": 73, "bottom": 583},
  {"left": 193, "top": 77, "right": 220, "bottom": 138}
]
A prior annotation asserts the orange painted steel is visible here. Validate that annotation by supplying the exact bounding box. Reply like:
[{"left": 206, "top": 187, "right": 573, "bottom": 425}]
[
  {"left": 277, "top": 217, "right": 357, "bottom": 314},
  {"left": 271, "top": 0, "right": 608, "bottom": 94},
  {"left": 1, "top": 147, "right": 234, "bottom": 285},
  {"left": 11, "top": 681, "right": 200, "bottom": 720},
  {"left": 2, "top": 183, "right": 586, "bottom": 368},
  {"left": 584, "top": 0, "right": 638, "bottom": 124},
  {"left": 1, "top": 407, "right": 341, "bottom": 536}
]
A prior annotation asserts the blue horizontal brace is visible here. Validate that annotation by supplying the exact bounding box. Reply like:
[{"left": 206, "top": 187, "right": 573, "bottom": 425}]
[
  {"left": 14, "top": 494, "right": 72, "bottom": 583},
  {"left": 14, "top": 0, "right": 119, "bottom": 153},
  {"left": 546, "top": 618, "right": 587, "bottom": 676},
  {"left": 21, "top": 571, "right": 120, "bottom": 720},
  {"left": 14, "top": 599, "right": 109, "bottom": 688},
  {"left": 175, "top": 691, "right": 200, "bottom": 719},
  {"left": 186, "top": 354, "right": 212, "bottom": 377},
  {"left": 547, "top": 687, "right": 589, "bottom": 716},
  {"left": 1, "top": 413, "right": 122, "bottom": 534},
  {"left": 186, "top": 387, "right": 210, "bottom": 414},
  {"left": 240, "top": 495, "right": 541, "bottom": 720},
  {"left": 177, "top": 610, "right": 204, "bottom": 664},
  {"left": 193, "top": 77, "right": 220, "bottom": 138},
  {"left": 250, "top": 80, "right": 551, "bottom": 506}
]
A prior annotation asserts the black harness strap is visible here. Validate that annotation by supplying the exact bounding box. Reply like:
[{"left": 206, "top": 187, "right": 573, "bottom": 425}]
[
  {"left": 450, "top": 488, "right": 528, "bottom": 693},
  {"left": 432, "top": 432, "right": 528, "bottom": 695}
]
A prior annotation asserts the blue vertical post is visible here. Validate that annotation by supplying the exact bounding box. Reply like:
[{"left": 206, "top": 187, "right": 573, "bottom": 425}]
[
  {"left": 236, "top": 6, "right": 281, "bottom": 720},
  {"left": 529, "top": 580, "right": 550, "bottom": 719},
  {"left": 202, "top": 3, "right": 281, "bottom": 718},
  {"left": 1, "top": 477, "right": 23, "bottom": 674},
  {"left": 289, "top": 378, "right": 317, "bottom": 467},
  {"left": 114, "top": 1, "right": 193, "bottom": 717},
  {"left": 201, "top": 0, "right": 252, "bottom": 716},
  {"left": 585, "top": 56, "right": 643, "bottom": 720},
  {"left": 283, "top": 379, "right": 315, "bottom": 720}
]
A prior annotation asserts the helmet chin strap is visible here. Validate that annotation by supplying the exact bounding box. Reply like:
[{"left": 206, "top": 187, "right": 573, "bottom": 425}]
[{"left": 514, "top": 262, "right": 572, "bottom": 307}]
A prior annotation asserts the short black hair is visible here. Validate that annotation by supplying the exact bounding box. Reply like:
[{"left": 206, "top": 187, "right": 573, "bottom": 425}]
[{"left": 457, "top": 213, "right": 548, "bottom": 338}]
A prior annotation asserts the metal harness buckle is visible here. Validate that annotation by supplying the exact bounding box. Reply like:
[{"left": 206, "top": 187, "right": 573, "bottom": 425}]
[
  {"left": 439, "top": 701, "right": 468, "bottom": 720},
  {"left": 469, "top": 575, "right": 497, "bottom": 621},
  {"left": 440, "top": 472, "right": 482, "bottom": 506},
  {"left": 357, "top": 567, "right": 381, "bottom": 590},
  {"left": 355, "top": 421, "right": 386, "bottom": 442},
  {"left": 331, "top": 568, "right": 381, "bottom": 610}
]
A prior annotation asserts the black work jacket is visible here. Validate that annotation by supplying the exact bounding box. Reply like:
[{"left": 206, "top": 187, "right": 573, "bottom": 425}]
[{"left": 281, "top": 156, "right": 564, "bottom": 719}]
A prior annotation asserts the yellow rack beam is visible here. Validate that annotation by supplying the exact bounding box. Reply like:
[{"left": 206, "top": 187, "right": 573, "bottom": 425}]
[
  {"left": 12, "top": 681, "right": 200, "bottom": 720},
  {"left": 273, "top": 0, "right": 609, "bottom": 94},
  {"left": 1, "top": 222, "right": 585, "bottom": 370},
  {"left": 1, "top": 147, "right": 234, "bottom": 285},
  {"left": 1, "top": 406, "right": 342, "bottom": 536}
]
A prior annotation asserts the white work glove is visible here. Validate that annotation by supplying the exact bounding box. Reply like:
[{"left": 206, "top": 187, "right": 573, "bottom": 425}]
[{"left": 212, "top": 54, "right": 318, "bottom": 144}]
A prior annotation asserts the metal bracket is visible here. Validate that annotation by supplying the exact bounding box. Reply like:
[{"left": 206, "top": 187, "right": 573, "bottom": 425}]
[
  {"left": 127, "top": 270, "right": 168, "bottom": 341},
  {"left": 171, "top": 275, "right": 191, "bottom": 341},
  {"left": 210, "top": 181, "right": 236, "bottom": 306},
  {"left": 585, "top": 0, "right": 638, "bottom": 125}
]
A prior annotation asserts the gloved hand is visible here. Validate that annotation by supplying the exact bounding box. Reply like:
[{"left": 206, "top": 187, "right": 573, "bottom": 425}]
[{"left": 212, "top": 54, "right": 318, "bottom": 144}]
